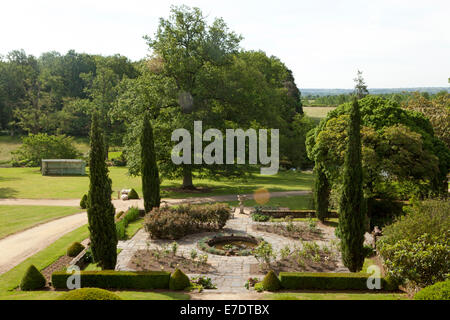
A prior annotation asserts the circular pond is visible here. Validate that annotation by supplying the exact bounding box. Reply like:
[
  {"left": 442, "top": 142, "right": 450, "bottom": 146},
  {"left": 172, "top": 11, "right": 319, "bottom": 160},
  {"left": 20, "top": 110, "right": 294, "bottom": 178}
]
[{"left": 198, "top": 234, "right": 262, "bottom": 256}]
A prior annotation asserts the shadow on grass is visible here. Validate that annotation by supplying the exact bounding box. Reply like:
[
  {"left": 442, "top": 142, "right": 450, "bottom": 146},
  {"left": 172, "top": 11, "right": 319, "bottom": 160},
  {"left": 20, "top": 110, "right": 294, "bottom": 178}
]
[{"left": 0, "top": 187, "right": 18, "bottom": 198}]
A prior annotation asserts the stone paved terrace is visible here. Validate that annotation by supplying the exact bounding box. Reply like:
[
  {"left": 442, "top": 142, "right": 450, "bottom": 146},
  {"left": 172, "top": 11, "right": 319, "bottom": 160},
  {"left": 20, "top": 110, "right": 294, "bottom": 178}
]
[{"left": 116, "top": 208, "right": 348, "bottom": 293}]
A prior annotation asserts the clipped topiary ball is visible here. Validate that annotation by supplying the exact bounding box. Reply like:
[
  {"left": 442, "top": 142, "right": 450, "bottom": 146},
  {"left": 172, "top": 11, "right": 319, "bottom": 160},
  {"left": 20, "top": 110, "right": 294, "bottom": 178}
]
[
  {"left": 128, "top": 189, "right": 139, "bottom": 200},
  {"left": 414, "top": 280, "right": 450, "bottom": 300},
  {"left": 169, "top": 268, "right": 190, "bottom": 291},
  {"left": 58, "top": 288, "right": 122, "bottom": 300},
  {"left": 80, "top": 194, "right": 88, "bottom": 209},
  {"left": 262, "top": 270, "right": 281, "bottom": 292},
  {"left": 67, "top": 242, "right": 85, "bottom": 257},
  {"left": 20, "top": 265, "right": 46, "bottom": 291}
]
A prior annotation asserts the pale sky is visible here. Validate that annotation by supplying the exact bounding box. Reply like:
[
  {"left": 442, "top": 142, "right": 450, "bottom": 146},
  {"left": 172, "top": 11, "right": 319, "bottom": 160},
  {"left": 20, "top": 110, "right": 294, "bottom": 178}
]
[{"left": 1, "top": 0, "right": 449, "bottom": 88}]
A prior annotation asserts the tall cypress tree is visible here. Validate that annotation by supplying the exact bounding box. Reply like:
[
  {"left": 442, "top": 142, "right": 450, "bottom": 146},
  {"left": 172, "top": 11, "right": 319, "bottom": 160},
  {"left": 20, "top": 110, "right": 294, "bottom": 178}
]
[
  {"left": 87, "top": 113, "right": 117, "bottom": 270},
  {"left": 338, "top": 98, "right": 366, "bottom": 272},
  {"left": 315, "top": 162, "right": 330, "bottom": 223},
  {"left": 141, "top": 113, "right": 160, "bottom": 212}
]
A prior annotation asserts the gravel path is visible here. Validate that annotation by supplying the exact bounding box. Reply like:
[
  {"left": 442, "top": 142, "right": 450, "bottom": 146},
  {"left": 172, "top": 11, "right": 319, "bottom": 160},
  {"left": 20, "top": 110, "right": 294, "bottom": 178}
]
[
  {"left": 0, "top": 190, "right": 311, "bottom": 275},
  {"left": 0, "top": 212, "right": 87, "bottom": 274}
]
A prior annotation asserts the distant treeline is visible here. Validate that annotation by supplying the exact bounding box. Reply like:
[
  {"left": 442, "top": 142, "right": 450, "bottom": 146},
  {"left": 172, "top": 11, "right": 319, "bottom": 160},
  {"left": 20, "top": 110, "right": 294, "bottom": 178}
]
[
  {"left": 302, "top": 87, "right": 449, "bottom": 97},
  {"left": 302, "top": 90, "right": 449, "bottom": 107}
]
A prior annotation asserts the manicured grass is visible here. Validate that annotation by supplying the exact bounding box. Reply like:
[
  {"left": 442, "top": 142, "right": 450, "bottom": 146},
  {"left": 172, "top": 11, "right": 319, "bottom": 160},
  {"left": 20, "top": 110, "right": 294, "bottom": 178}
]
[
  {"left": 0, "top": 167, "right": 313, "bottom": 199},
  {"left": 0, "top": 205, "right": 82, "bottom": 239},
  {"left": 126, "top": 218, "right": 144, "bottom": 239},
  {"left": 0, "top": 225, "right": 90, "bottom": 292},
  {"left": 264, "top": 292, "right": 408, "bottom": 300},
  {"left": 303, "top": 107, "right": 336, "bottom": 123},
  {"left": 116, "top": 291, "right": 189, "bottom": 300},
  {"left": 0, "top": 290, "right": 189, "bottom": 300}
]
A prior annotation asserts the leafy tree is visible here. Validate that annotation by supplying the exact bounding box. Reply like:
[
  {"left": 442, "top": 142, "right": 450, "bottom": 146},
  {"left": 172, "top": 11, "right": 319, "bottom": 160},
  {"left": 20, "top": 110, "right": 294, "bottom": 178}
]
[
  {"left": 141, "top": 113, "right": 160, "bottom": 212},
  {"left": 87, "top": 113, "right": 117, "bottom": 270},
  {"left": 307, "top": 95, "right": 450, "bottom": 199},
  {"left": 405, "top": 92, "right": 450, "bottom": 148},
  {"left": 11, "top": 133, "right": 80, "bottom": 167},
  {"left": 114, "top": 6, "right": 303, "bottom": 187},
  {"left": 337, "top": 98, "right": 366, "bottom": 272}
]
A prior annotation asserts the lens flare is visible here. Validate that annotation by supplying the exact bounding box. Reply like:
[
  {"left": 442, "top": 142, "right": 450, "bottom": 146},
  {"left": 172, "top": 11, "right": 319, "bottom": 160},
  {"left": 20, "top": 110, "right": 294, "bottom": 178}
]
[{"left": 253, "top": 188, "right": 270, "bottom": 205}]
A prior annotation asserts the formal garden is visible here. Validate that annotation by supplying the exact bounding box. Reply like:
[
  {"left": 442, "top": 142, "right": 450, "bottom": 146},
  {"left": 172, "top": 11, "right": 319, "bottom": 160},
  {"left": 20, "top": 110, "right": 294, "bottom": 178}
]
[{"left": 0, "top": 5, "right": 449, "bottom": 302}]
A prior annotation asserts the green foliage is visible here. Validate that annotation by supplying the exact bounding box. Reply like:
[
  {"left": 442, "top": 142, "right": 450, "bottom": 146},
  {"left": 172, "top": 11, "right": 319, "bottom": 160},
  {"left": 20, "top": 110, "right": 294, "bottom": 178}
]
[
  {"left": 141, "top": 114, "right": 160, "bottom": 212},
  {"left": 87, "top": 113, "right": 117, "bottom": 270},
  {"left": 145, "top": 204, "right": 231, "bottom": 240},
  {"left": 379, "top": 233, "right": 450, "bottom": 288},
  {"left": 314, "top": 163, "right": 330, "bottom": 222},
  {"left": 115, "top": 207, "right": 140, "bottom": 240},
  {"left": 307, "top": 95, "right": 450, "bottom": 199},
  {"left": 114, "top": 6, "right": 304, "bottom": 187},
  {"left": 127, "top": 188, "right": 139, "bottom": 200},
  {"left": 79, "top": 194, "right": 88, "bottom": 209},
  {"left": 338, "top": 99, "right": 366, "bottom": 272},
  {"left": 253, "top": 241, "right": 276, "bottom": 267},
  {"left": 190, "top": 276, "right": 217, "bottom": 290},
  {"left": 414, "top": 280, "right": 450, "bottom": 300},
  {"left": 20, "top": 265, "right": 46, "bottom": 291},
  {"left": 169, "top": 269, "right": 190, "bottom": 291},
  {"left": 279, "top": 272, "right": 395, "bottom": 290},
  {"left": 66, "top": 242, "right": 85, "bottom": 257},
  {"left": 380, "top": 199, "right": 450, "bottom": 245},
  {"left": 262, "top": 271, "right": 281, "bottom": 291},
  {"left": 366, "top": 198, "right": 404, "bottom": 229},
  {"left": 51, "top": 270, "right": 171, "bottom": 289},
  {"left": 251, "top": 213, "right": 270, "bottom": 222},
  {"left": 12, "top": 133, "right": 80, "bottom": 167},
  {"left": 58, "top": 288, "right": 122, "bottom": 300}
]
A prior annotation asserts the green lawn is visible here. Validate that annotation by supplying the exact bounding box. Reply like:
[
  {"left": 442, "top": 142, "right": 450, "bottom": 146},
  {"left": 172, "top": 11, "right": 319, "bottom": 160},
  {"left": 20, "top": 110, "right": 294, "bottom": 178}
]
[
  {"left": 264, "top": 292, "right": 408, "bottom": 300},
  {"left": 303, "top": 106, "right": 336, "bottom": 123},
  {"left": 0, "top": 205, "right": 82, "bottom": 239},
  {"left": 0, "top": 290, "right": 190, "bottom": 300},
  {"left": 0, "top": 167, "right": 313, "bottom": 199}
]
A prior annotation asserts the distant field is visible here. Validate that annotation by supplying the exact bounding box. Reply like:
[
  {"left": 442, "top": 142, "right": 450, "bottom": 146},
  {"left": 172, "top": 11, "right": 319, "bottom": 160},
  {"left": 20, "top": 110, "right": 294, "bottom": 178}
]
[
  {"left": 0, "top": 167, "right": 313, "bottom": 199},
  {"left": 303, "top": 106, "right": 336, "bottom": 122}
]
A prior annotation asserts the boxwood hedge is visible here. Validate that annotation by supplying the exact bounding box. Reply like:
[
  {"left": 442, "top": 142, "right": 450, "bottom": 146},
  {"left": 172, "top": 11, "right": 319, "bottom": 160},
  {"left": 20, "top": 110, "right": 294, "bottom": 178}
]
[
  {"left": 279, "top": 272, "right": 397, "bottom": 291},
  {"left": 52, "top": 270, "right": 170, "bottom": 290}
]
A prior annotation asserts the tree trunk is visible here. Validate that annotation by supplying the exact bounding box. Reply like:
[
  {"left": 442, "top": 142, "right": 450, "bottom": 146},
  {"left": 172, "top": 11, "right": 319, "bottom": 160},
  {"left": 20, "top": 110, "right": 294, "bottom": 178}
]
[{"left": 182, "top": 166, "right": 195, "bottom": 190}]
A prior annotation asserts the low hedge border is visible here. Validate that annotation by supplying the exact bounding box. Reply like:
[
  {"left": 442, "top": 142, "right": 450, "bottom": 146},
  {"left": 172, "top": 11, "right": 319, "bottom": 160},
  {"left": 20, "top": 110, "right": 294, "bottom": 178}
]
[
  {"left": 51, "top": 270, "right": 170, "bottom": 290},
  {"left": 279, "top": 272, "right": 397, "bottom": 291}
]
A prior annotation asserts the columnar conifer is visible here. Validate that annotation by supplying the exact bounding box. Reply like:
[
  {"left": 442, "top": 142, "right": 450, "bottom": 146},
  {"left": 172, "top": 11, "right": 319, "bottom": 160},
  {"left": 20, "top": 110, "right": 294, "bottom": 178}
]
[
  {"left": 338, "top": 98, "right": 366, "bottom": 272},
  {"left": 141, "top": 113, "right": 160, "bottom": 212},
  {"left": 87, "top": 113, "right": 117, "bottom": 270}
]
